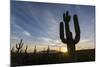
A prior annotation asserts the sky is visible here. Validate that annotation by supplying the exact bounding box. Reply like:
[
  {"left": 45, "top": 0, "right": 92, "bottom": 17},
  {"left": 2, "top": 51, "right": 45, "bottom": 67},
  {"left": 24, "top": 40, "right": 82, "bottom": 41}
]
[{"left": 11, "top": 1, "right": 95, "bottom": 52}]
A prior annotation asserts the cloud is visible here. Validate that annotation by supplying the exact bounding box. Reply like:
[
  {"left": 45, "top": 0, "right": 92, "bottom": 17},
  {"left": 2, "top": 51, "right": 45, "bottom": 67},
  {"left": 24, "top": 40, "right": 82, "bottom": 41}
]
[
  {"left": 38, "top": 37, "right": 55, "bottom": 45},
  {"left": 23, "top": 31, "right": 31, "bottom": 37},
  {"left": 14, "top": 24, "right": 32, "bottom": 37},
  {"left": 11, "top": 36, "right": 19, "bottom": 40},
  {"left": 39, "top": 37, "right": 65, "bottom": 46},
  {"left": 80, "top": 39, "right": 92, "bottom": 43},
  {"left": 40, "top": 37, "right": 52, "bottom": 43}
]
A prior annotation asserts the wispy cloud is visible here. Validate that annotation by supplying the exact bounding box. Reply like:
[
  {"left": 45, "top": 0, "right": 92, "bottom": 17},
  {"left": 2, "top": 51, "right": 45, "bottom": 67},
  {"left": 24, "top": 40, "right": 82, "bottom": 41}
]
[
  {"left": 80, "top": 39, "right": 91, "bottom": 43},
  {"left": 11, "top": 23, "right": 32, "bottom": 40},
  {"left": 23, "top": 30, "right": 31, "bottom": 37}
]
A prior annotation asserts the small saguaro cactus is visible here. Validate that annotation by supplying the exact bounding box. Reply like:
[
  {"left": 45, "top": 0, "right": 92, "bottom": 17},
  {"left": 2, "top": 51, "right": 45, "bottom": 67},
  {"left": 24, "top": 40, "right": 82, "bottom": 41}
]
[
  {"left": 59, "top": 11, "right": 80, "bottom": 55},
  {"left": 25, "top": 45, "right": 28, "bottom": 54},
  {"left": 11, "top": 46, "right": 15, "bottom": 54},
  {"left": 47, "top": 45, "right": 50, "bottom": 53},
  {"left": 16, "top": 39, "right": 23, "bottom": 53},
  {"left": 33, "top": 45, "right": 37, "bottom": 54}
]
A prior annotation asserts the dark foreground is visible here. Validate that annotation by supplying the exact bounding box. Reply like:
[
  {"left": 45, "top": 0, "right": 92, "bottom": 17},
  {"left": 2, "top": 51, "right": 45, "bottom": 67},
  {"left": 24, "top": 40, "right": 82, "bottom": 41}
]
[{"left": 11, "top": 49, "right": 95, "bottom": 67}]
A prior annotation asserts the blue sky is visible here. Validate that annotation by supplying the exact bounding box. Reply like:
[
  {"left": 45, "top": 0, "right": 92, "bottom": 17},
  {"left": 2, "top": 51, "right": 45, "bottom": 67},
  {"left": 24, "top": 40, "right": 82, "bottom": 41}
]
[{"left": 11, "top": 1, "right": 95, "bottom": 51}]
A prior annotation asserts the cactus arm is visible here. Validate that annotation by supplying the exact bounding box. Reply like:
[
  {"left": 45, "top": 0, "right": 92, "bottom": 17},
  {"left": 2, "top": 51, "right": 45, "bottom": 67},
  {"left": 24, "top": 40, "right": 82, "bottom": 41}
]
[
  {"left": 65, "top": 19, "right": 73, "bottom": 43},
  {"left": 64, "top": 12, "right": 73, "bottom": 43},
  {"left": 64, "top": 17, "right": 71, "bottom": 34},
  {"left": 73, "top": 15, "right": 80, "bottom": 34},
  {"left": 63, "top": 11, "right": 71, "bottom": 36},
  {"left": 19, "top": 39, "right": 22, "bottom": 45},
  {"left": 63, "top": 13, "right": 66, "bottom": 22},
  {"left": 16, "top": 44, "right": 18, "bottom": 49},
  {"left": 20, "top": 43, "right": 23, "bottom": 48},
  {"left": 73, "top": 15, "right": 80, "bottom": 44},
  {"left": 19, "top": 39, "right": 23, "bottom": 48},
  {"left": 74, "top": 34, "right": 80, "bottom": 44},
  {"left": 60, "top": 22, "right": 66, "bottom": 43},
  {"left": 63, "top": 11, "right": 70, "bottom": 23}
]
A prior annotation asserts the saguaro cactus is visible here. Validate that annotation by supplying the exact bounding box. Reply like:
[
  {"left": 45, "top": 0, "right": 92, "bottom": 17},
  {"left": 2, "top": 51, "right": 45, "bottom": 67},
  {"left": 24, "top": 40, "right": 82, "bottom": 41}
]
[
  {"left": 47, "top": 45, "right": 50, "bottom": 53},
  {"left": 59, "top": 11, "right": 80, "bottom": 55},
  {"left": 11, "top": 46, "right": 15, "bottom": 54},
  {"left": 25, "top": 45, "right": 28, "bottom": 54},
  {"left": 16, "top": 39, "right": 23, "bottom": 53},
  {"left": 34, "top": 45, "right": 37, "bottom": 54}
]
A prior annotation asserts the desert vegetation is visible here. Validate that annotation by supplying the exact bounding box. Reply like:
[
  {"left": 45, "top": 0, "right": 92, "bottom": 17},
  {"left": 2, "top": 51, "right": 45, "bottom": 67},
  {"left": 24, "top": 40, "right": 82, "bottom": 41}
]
[{"left": 11, "top": 39, "right": 95, "bottom": 66}]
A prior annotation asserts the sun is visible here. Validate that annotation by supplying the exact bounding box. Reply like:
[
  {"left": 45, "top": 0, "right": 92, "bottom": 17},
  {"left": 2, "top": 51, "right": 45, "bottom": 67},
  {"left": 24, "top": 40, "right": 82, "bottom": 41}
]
[{"left": 61, "top": 47, "right": 67, "bottom": 53}]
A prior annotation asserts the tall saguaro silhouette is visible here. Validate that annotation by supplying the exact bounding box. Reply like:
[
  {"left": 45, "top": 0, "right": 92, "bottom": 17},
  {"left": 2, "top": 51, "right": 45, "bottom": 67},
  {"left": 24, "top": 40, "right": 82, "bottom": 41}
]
[{"left": 59, "top": 11, "right": 80, "bottom": 56}]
